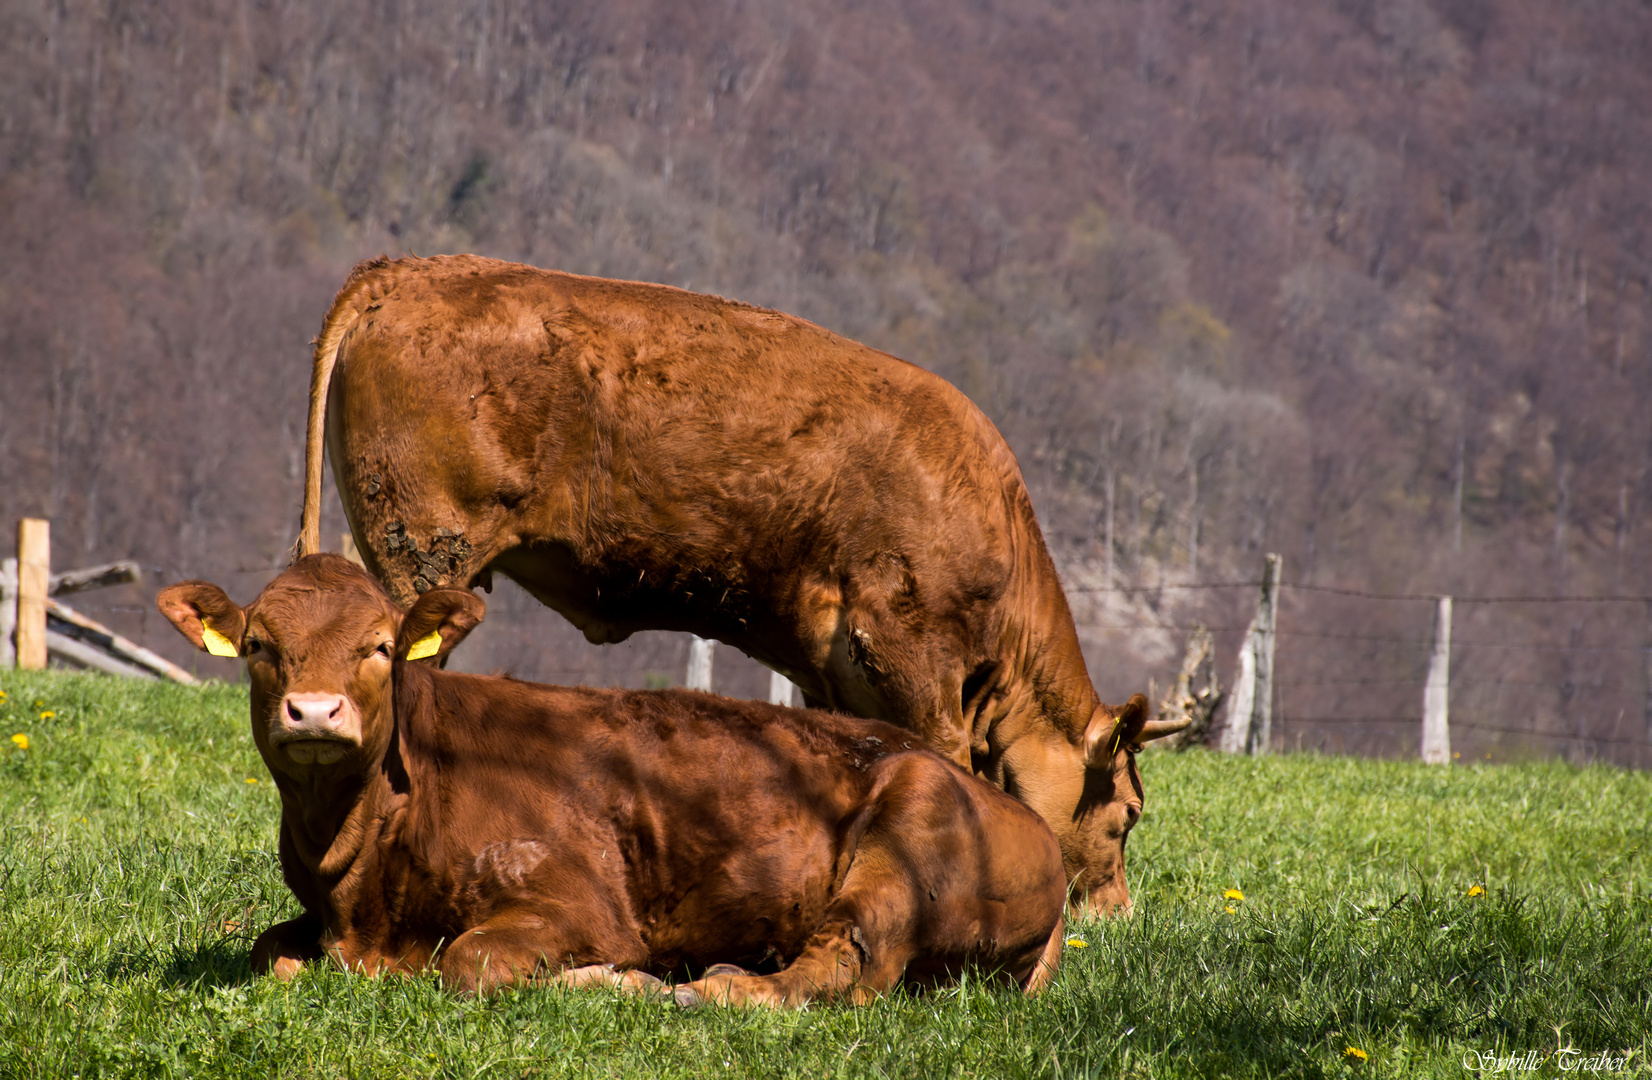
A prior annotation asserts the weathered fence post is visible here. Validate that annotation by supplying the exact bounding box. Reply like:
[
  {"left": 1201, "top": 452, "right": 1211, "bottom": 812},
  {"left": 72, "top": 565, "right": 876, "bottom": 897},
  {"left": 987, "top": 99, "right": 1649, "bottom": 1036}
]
[
  {"left": 1422, "top": 596, "right": 1452, "bottom": 764},
  {"left": 1219, "top": 638, "right": 1256, "bottom": 754},
  {"left": 1252, "top": 554, "right": 1281, "bottom": 754},
  {"left": 16, "top": 518, "right": 50, "bottom": 671},
  {"left": 3, "top": 518, "right": 185, "bottom": 682},
  {"left": 0, "top": 557, "right": 14, "bottom": 668},
  {"left": 686, "top": 635, "right": 715, "bottom": 691},
  {"left": 768, "top": 670, "right": 796, "bottom": 707},
  {"left": 341, "top": 532, "right": 365, "bottom": 568},
  {"left": 1644, "top": 601, "right": 1652, "bottom": 746},
  {"left": 1221, "top": 553, "right": 1281, "bottom": 755}
]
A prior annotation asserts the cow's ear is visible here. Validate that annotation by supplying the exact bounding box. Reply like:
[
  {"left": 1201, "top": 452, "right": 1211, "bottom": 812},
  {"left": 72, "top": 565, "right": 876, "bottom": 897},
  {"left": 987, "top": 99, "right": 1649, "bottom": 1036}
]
[
  {"left": 157, "top": 582, "right": 246, "bottom": 657},
  {"left": 1082, "top": 694, "right": 1150, "bottom": 768},
  {"left": 397, "top": 589, "right": 485, "bottom": 663}
]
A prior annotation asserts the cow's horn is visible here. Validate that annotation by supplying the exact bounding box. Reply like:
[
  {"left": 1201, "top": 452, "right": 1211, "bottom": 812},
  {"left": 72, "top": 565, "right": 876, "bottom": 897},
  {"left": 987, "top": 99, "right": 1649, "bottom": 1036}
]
[{"left": 1137, "top": 716, "right": 1193, "bottom": 742}]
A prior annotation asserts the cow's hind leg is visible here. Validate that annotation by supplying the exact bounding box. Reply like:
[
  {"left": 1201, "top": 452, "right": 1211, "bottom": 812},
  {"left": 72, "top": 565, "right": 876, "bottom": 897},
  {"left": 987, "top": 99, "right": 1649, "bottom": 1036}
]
[
  {"left": 678, "top": 755, "right": 1063, "bottom": 1008},
  {"left": 675, "top": 758, "right": 955, "bottom": 1008}
]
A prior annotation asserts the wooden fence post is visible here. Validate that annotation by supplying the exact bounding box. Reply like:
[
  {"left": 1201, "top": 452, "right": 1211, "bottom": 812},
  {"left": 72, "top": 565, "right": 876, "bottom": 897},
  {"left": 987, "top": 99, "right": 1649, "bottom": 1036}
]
[
  {"left": 686, "top": 635, "right": 714, "bottom": 691},
  {"left": 1422, "top": 596, "right": 1452, "bottom": 764},
  {"left": 16, "top": 518, "right": 49, "bottom": 671},
  {"left": 1221, "top": 553, "right": 1281, "bottom": 755},
  {"left": 0, "top": 557, "right": 14, "bottom": 668},
  {"left": 768, "top": 670, "right": 796, "bottom": 707},
  {"left": 1250, "top": 554, "right": 1281, "bottom": 754},
  {"left": 1644, "top": 601, "right": 1652, "bottom": 747},
  {"left": 1219, "top": 635, "right": 1256, "bottom": 754}
]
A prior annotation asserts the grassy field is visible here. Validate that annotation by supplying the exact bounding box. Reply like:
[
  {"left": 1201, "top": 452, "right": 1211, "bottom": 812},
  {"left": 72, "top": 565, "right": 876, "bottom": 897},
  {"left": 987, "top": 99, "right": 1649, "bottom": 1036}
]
[{"left": 0, "top": 669, "right": 1647, "bottom": 1079}]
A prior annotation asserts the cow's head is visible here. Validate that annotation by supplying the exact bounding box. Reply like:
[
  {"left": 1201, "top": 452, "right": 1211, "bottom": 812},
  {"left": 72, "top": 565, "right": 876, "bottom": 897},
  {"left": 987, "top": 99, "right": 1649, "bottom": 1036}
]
[
  {"left": 995, "top": 693, "right": 1186, "bottom": 916},
  {"left": 158, "top": 555, "right": 483, "bottom": 784}
]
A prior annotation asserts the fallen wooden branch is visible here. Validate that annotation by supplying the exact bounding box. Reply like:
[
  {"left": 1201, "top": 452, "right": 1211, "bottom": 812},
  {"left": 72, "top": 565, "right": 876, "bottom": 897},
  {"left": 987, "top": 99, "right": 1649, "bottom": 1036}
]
[
  {"left": 1147, "top": 623, "right": 1223, "bottom": 752},
  {"left": 50, "top": 560, "right": 141, "bottom": 597},
  {"left": 45, "top": 630, "right": 157, "bottom": 681},
  {"left": 46, "top": 598, "right": 199, "bottom": 685}
]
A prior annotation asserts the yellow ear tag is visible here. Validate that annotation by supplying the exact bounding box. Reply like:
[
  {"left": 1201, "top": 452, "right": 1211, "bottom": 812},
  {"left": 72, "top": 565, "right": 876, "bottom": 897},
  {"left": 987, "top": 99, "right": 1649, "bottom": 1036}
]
[
  {"left": 201, "top": 621, "right": 239, "bottom": 658},
  {"left": 405, "top": 630, "right": 443, "bottom": 661},
  {"left": 1108, "top": 726, "right": 1124, "bottom": 758}
]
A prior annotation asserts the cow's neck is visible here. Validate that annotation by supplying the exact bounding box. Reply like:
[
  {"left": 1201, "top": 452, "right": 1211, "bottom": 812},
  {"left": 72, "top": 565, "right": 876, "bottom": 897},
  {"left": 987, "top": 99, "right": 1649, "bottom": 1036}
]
[
  {"left": 276, "top": 759, "right": 399, "bottom": 928},
  {"left": 998, "top": 534, "right": 1102, "bottom": 744}
]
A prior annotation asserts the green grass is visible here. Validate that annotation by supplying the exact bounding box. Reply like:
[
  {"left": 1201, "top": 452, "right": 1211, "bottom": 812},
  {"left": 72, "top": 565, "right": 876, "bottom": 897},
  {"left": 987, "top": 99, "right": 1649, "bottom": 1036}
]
[{"left": 0, "top": 670, "right": 1648, "bottom": 1079}]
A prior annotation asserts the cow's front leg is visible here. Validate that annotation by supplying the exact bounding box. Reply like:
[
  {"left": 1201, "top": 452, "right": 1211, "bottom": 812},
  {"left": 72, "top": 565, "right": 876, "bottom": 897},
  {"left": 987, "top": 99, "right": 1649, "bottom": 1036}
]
[
  {"left": 250, "top": 913, "right": 325, "bottom": 980},
  {"left": 437, "top": 907, "right": 648, "bottom": 996},
  {"left": 675, "top": 932, "right": 875, "bottom": 1008},
  {"left": 548, "top": 963, "right": 671, "bottom": 997}
]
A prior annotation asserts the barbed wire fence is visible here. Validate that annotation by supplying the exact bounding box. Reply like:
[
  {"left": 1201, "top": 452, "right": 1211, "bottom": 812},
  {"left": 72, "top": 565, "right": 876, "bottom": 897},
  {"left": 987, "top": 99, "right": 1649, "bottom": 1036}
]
[
  {"left": 14, "top": 525, "right": 1651, "bottom": 770},
  {"left": 1071, "top": 561, "right": 1652, "bottom": 770}
]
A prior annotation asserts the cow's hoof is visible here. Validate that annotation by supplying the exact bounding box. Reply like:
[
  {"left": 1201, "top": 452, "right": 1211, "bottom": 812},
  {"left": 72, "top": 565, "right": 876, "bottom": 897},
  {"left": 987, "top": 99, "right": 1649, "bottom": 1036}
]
[
  {"left": 269, "top": 956, "right": 305, "bottom": 982},
  {"left": 701, "top": 964, "right": 750, "bottom": 979},
  {"left": 672, "top": 985, "right": 705, "bottom": 1009},
  {"left": 623, "top": 970, "right": 669, "bottom": 996}
]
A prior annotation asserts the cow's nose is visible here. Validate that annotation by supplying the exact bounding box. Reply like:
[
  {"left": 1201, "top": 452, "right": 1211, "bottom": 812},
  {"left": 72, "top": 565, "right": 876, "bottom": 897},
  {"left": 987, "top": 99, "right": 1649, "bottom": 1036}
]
[
  {"left": 282, "top": 692, "right": 347, "bottom": 732},
  {"left": 1084, "top": 888, "right": 1133, "bottom": 919}
]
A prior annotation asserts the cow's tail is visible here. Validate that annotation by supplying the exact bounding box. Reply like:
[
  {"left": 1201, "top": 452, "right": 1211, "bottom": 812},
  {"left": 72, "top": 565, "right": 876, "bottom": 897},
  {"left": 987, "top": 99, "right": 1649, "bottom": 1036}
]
[{"left": 296, "top": 258, "right": 388, "bottom": 561}]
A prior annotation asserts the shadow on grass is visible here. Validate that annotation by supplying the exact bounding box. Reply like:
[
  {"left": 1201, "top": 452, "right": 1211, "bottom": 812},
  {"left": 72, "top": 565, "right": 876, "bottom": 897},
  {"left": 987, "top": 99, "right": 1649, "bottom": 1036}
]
[{"left": 103, "top": 938, "right": 257, "bottom": 990}]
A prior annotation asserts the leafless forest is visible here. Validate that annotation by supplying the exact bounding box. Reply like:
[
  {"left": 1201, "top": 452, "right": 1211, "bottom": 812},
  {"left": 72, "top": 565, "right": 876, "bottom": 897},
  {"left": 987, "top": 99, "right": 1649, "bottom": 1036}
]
[{"left": 4, "top": 0, "right": 1650, "bottom": 763}]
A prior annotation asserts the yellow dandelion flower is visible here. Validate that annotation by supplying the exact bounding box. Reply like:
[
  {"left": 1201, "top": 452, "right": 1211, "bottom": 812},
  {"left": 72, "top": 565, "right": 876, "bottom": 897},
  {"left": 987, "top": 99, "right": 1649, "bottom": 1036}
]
[
  {"left": 32, "top": 699, "right": 43, "bottom": 709},
  {"left": 10, "top": 733, "right": 28, "bottom": 750},
  {"left": 39, "top": 711, "right": 55, "bottom": 720},
  {"left": 245, "top": 777, "right": 258, "bottom": 784},
  {"left": 1344, "top": 1046, "right": 1368, "bottom": 1062},
  {"left": 1065, "top": 937, "right": 1089, "bottom": 949},
  {"left": 0, "top": 690, "right": 8, "bottom": 699},
  {"left": 1224, "top": 905, "right": 1236, "bottom": 914},
  {"left": 1224, "top": 888, "right": 1244, "bottom": 901},
  {"left": 1466, "top": 885, "right": 1485, "bottom": 897}
]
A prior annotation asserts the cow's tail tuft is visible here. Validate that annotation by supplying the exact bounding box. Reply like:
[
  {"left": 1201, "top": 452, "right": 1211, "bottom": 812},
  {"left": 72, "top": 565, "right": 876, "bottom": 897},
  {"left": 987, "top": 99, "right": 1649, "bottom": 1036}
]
[{"left": 297, "top": 261, "right": 385, "bottom": 561}]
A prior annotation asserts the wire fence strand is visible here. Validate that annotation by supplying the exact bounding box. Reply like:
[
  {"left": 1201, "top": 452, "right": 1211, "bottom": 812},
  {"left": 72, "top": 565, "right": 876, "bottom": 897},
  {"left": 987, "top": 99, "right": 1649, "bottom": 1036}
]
[{"left": 1090, "top": 571, "right": 1651, "bottom": 767}]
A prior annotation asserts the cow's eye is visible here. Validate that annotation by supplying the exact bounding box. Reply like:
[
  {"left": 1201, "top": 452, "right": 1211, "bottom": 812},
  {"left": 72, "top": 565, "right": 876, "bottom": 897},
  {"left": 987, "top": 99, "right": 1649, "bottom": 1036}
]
[
  {"left": 245, "top": 639, "right": 263, "bottom": 656},
  {"left": 374, "top": 642, "right": 393, "bottom": 659}
]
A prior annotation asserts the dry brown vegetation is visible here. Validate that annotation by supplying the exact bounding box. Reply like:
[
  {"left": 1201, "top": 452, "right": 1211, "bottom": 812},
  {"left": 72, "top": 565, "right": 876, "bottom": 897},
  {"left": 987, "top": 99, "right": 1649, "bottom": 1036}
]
[{"left": 4, "top": 0, "right": 1649, "bottom": 761}]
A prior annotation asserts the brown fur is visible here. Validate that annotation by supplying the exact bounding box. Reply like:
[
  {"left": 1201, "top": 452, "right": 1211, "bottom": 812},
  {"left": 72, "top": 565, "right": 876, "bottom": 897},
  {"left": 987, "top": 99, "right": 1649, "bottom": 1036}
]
[
  {"left": 158, "top": 556, "right": 1066, "bottom": 1004},
  {"left": 298, "top": 254, "right": 1175, "bottom": 912}
]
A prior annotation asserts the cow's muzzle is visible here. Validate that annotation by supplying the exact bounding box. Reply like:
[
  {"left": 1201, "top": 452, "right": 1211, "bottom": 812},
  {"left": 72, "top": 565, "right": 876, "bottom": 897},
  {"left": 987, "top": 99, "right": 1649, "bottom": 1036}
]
[{"left": 271, "top": 692, "right": 361, "bottom": 765}]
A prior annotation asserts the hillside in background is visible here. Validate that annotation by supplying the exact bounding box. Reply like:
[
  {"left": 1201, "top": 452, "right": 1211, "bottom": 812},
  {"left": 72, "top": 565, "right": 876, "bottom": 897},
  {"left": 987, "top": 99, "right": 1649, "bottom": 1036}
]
[{"left": 3, "top": 0, "right": 1650, "bottom": 762}]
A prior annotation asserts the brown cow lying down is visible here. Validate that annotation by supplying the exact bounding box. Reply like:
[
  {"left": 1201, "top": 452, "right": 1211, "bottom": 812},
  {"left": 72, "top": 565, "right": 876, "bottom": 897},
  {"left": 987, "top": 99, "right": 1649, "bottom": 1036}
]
[
  {"left": 158, "top": 555, "right": 1067, "bottom": 1005},
  {"left": 297, "top": 254, "right": 1188, "bottom": 913}
]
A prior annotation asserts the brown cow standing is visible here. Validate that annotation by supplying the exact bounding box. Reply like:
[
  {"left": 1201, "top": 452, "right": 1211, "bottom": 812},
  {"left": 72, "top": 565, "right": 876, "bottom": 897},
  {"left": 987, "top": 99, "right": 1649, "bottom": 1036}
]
[
  {"left": 157, "top": 555, "right": 1067, "bottom": 1004},
  {"left": 298, "top": 254, "right": 1187, "bottom": 913}
]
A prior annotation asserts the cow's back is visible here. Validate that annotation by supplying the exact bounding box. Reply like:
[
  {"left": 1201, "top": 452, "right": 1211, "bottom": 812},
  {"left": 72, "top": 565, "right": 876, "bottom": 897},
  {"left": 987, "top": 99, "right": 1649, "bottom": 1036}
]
[
  {"left": 325, "top": 256, "right": 1037, "bottom": 713},
  {"left": 392, "top": 666, "right": 1055, "bottom": 974},
  {"left": 396, "top": 669, "right": 872, "bottom": 962},
  {"left": 330, "top": 255, "right": 1020, "bottom": 576}
]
